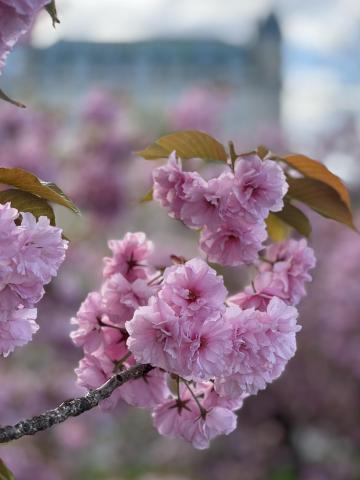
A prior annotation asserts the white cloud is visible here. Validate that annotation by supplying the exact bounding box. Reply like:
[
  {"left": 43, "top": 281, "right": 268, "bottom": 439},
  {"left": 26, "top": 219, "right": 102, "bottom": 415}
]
[{"left": 32, "top": 0, "right": 270, "bottom": 46}]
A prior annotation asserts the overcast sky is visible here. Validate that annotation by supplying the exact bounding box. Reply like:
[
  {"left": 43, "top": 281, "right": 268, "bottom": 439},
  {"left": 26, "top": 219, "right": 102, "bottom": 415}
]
[{"left": 32, "top": 0, "right": 360, "bottom": 140}]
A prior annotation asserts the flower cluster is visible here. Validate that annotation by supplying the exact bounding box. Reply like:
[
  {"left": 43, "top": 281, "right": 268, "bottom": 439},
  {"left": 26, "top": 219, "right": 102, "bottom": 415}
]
[
  {"left": 0, "top": 202, "right": 68, "bottom": 356},
  {"left": 72, "top": 231, "right": 315, "bottom": 449},
  {"left": 229, "top": 238, "right": 316, "bottom": 310},
  {"left": 0, "top": 0, "right": 50, "bottom": 75},
  {"left": 153, "top": 152, "right": 288, "bottom": 266},
  {"left": 72, "top": 233, "right": 167, "bottom": 411}
]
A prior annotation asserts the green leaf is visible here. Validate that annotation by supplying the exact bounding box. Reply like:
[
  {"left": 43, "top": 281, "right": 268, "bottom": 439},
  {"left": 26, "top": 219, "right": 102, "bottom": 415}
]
[
  {"left": 287, "top": 177, "right": 356, "bottom": 230},
  {"left": 0, "top": 89, "right": 25, "bottom": 109},
  {"left": 266, "top": 213, "right": 291, "bottom": 242},
  {"left": 274, "top": 200, "right": 312, "bottom": 237},
  {"left": 0, "top": 458, "right": 15, "bottom": 480},
  {"left": 280, "top": 153, "right": 351, "bottom": 208},
  {"left": 139, "top": 188, "right": 153, "bottom": 203},
  {"left": 0, "top": 189, "right": 56, "bottom": 225},
  {"left": 45, "top": 0, "right": 60, "bottom": 27},
  {"left": 0, "top": 168, "right": 80, "bottom": 214},
  {"left": 137, "top": 130, "right": 228, "bottom": 162}
]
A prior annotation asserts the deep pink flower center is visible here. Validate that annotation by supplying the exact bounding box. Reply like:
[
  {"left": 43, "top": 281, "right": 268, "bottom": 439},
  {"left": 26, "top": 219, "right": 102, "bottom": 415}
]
[{"left": 187, "top": 289, "right": 199, "bottom": 303}]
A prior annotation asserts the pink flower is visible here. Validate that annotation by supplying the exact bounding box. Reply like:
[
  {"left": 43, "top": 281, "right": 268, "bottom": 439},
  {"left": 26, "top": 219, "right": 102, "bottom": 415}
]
[
  {"left": 153, "top": 384, "right": 237, "bottom": 449},
  {"left": 199, "top": 382, "right": 247, "bottom": 411},
  {"left": 70, "top": 291, "right": 110, "bottom": 352},
  {"left": 233, "top": 154, "right": 288, "bottom": 218},
  {"left": 0, "top": 207, "right": 67, "bottom": 355},
  {"left": 179, "top": 404, "right": 237, "bottom": 449},
  {"left": 215, "top": 298, "right": 300, "bottom": 398},
  {"left": 152, "top": 152, "right": 201, "bottom": 219},
  {"left": 0, "top": 286, "right": 22, "bottom": 310},
  {"left": 0, "top": 307, "right": 38, "bottom": 357},
  {"left": 228, "top": 271, "right": 285, "bottom": 311},
  {"left": 126, "top": 297, "right": 179, "bottom": 371},
  {"left": 178, "top": 317, "right": 232, "bottom": 380},
  {"left": 200, "top": 221, "right": 267, "bottom": 266},
  {"left": 260, "top": 239, "right": 316, "bottom": 305},
  {"left": 152, "top": 394, "right": 194, "bottom": 440},
  {"left": 0, "top": 0, "right": 50, "bottom": 75},
  {"left": 103, "top": 232, "right": 154, "bottom": 281},
  {"left": 75, "top": 351, "right": 129, "bottom": 411},
  {"left": 0, "top": 203, "right": 19, "bottom": 254},
  {"left": 16, "top": 214, "right": 68, "bottom": 284},
  {"left": 160, "top": 258, "right": 227, "bottom": 318},
  {"left": 119, "top": 368, "right": 170, "bottom": 408},
  {"left": 102, "top": 274, "right": 154, "bottom": 327},
  {"left": 180, "top": 172, "right": 233, "bottom": 229},
  {"left": 5, "top": 272, "right": 44, "bottom": 306}
]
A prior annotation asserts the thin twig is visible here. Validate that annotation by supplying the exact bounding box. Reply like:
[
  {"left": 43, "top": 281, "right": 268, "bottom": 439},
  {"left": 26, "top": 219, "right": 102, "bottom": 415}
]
[{"left": 0, "top": 363, "right": 152, "bottom": 444}]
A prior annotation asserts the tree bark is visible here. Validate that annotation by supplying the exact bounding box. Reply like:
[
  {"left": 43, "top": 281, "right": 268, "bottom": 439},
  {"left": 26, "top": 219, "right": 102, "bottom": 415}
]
[{"left": 0, "top": 363, "right": 152, "bottom": 444}]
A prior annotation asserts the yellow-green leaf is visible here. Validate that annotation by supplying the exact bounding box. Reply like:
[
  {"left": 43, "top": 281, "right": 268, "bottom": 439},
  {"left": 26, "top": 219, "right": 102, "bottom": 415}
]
[
  {"left": 0, "top": 459, "right": 15, "bottom": 480},
  {"left": 0, "top": 168, "right": 80, "bottom": 214},
  {"left": 45, "top": 0, "right": 60, "bottom": 27},
  {"left": 274, "top": 201, "right": 312, "bottom": 237},
  {"left": 0, "top": 189, "right": 56, "bottom": 225},
  {"left": 281, "top": 153, "right": 351, "bottom": 208},
  {"left": 0, "top": 88, "right": 25, "bottom": 108},
  {"left": 137, "top": 130, "right": 228, "bottom": 162},
  {"left": 139, "top": 188, "right": 153, "bottom": 203},
  {"left": 287, "top": 177, "right": 356, "bottom": 230},
  {"left": 266, "top": 213, "right": 291, "bottom": 241},
  {"left": 256, "top": 145, "right": 269, "bottom": 159}
]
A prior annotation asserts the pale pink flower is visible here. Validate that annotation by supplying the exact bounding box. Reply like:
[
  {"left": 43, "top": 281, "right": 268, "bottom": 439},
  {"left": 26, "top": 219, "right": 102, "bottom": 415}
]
[
  {"left": 215, "top": 298, "right": 300, "bottom": 398},
  {"left": 103, "top": 232, "right": 154, "bottom": 281},
  {"left": 160, "top": 258, "right": 227, "bottom": 318},
  {"left": 75, "top": 351, "right": 128, "bottom": 410},
  {"left": 178, "top": 317, "right": 232, "bottom": 380},
  {"left": 70, "top": 291, "right": 110, "bottom": 352},
  {"left": 228, "top": 271, "right": 285, "bottom": 311},
  {"left": 152, "top": 394, "right": 194, "bottom": 440},
  {"left": 5, "top": 272, "right": 44, "bottom": 306},
  {"left": 180, "top": 172, "right": 233, "bottom": 229},
  {"left": 102, "top": 274, "right": 154, "bottom": 327},
  {"left": 0, "top": 0, "right": 51, "bottom": 75},
  {"left": 0, "top": 285, "right": 22, "bottom": 310},
  {"left": 260, "top": 239, "right": 316, "bottom": 305},
  {"left": 16, "top": 214, "right": 68, "bottom": 283},
  {"left": 0, "top": 203, "right": 19, "bottom": 254},
  {"left": 119, "top": 368, "right": 170, "bottom": 408},
  {"left": 199, "top": 382, "right": 247, "bottom": 411},
  {"left": 0, "top": 307, "right": 38, "bottom": 357},
  {"left": 179, "top": 405, "right": 237, "bottom": 450},
  {"left": 126, "top": 297, "right": 179, "bottom": 371},
  {"left": 233, "top": 154, "right": 288, "bottom": 217},
  {"left": 200, "top": 221, "right": 267, "bottom": 266},
  {"left": 152, "top": 152, "right": 201, "bottom": 219}
]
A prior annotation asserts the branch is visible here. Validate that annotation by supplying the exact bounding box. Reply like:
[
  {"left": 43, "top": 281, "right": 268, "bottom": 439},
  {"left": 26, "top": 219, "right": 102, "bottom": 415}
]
[{"left": 0, "top": 363, "right": 152, "bottom": 444}]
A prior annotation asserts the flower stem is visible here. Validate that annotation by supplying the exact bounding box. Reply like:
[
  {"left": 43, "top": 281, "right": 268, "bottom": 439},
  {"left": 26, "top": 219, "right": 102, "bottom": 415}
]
[{"left": 184, "top": 381, "right": 206, "bottom": 418}]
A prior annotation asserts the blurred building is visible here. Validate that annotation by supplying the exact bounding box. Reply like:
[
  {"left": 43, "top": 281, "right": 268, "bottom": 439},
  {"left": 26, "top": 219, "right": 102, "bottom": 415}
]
[{"left": 5, "top": 13, "right": 282, "bottom": 131}]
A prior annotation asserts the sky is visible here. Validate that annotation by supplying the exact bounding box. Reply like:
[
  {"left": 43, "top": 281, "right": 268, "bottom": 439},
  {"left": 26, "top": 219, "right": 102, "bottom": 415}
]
[{"left": 32, "top": 0, "right": 360, "bottom": 141}]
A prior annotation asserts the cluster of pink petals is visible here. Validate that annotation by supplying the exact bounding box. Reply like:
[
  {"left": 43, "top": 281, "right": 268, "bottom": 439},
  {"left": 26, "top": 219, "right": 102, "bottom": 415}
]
[
  {"left": 126, "top": 258, "right": 231, "bottom": 380},
  {"left": 229, "top": 239, "right": 316, "bottom": 309},
  {"left": 214, "top": 297, "right": 300, "bottom": 398},
  {"left": 0, "top": 0, "right": 50, "bottom": 74},
  {"left": 0, "top": 202, "right": 68, "bottom": 356},
  {"left": 125, "top": 255, "right": 302, "bottom": 448},
  {"left": 152, "top": 383, "right": 239, "bottom": 450},
  {"left": 152, "top": 152, "right": 288, "bottom": 266},
  {"left": 72, "top": 232, "right": 168, "bottom": 411},
  {"left": 72, "top": 232, "right": 314, "bottom": 449}
]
